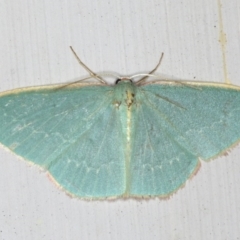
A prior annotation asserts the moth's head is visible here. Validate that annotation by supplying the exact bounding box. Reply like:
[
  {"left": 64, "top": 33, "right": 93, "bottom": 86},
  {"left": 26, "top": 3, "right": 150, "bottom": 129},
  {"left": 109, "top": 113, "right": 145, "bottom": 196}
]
[
  {"left": 112, "top": 77, "right": 137, "bottom": 109},
  {"left": 115, "top": 77, "right": 133, "bottom": 85}
]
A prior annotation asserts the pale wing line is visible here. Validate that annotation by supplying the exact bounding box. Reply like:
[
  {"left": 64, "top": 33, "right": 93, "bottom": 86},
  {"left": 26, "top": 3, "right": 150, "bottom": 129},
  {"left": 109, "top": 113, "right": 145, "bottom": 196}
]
[
  {"left": 60, "top": 105, "right": 118, "bottom": 196},
  {"left": 146, "top": 84, "right": 240, "bottom": 161},
  {"left": 9, "top": 98, "right": 100, "bottom": 157},
  {"left": 141, "top": 89, "right": 220, "bottom": 158},
  {"left": 2, "top": 90, "right": 109, "bottom": 139},
  {"left": 138, "top": 96, "right": 197, "bottom": 193},
  {"left": 141, "top": 88, "right": 232, "bottom": 161},
  {"left": 76, "top": 108, "right": 118, "bottom": 196},
  {"left": 2, "top": 106, "right": 67, "bottom": 144},
  {"left": 137, "top": 88, "right": 185, "bottom": 192},
  {"left": 138, "top": 104, "right": 181, "bottom": 194},
  {"left": 138, "top": 100, "right": 180, "bottom": 172},
  {"left": 28, "top": 94, "right": 111, "bottom": 160},
  {"left": 38, "top": 97, "right": 113, "bottom": 195},
  {"left": 0, "top": 93, "right": 73, "bottom": 136},
  {"left": 43, "top": 95, "right": 112, "bottom": 168},
  {"left": 5, "top": 90, "right": 112, "bottom": 158},
  {"left": 1, "top": 95, "right": 74, "bottom": 138},
  {"left": 138, "top": 104, "right": 158, "bottom": 192},
  {"left": 1, "top": 88, "right": 110, "bottom": 139},
  {"left": 138, "top": 102, "right": 188, "bottom": 194},
  {"left": 140, "top": 90, "right": 187, "bottom": 138},
  {"left": 139, "top": 89, "right": 197, "bottom": 164}
]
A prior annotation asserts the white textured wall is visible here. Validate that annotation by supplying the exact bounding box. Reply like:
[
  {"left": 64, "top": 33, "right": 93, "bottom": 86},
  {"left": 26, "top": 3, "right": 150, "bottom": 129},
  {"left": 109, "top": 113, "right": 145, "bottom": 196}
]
[{"left": 0, "top": 0, "right": 240, "bottom": 239}]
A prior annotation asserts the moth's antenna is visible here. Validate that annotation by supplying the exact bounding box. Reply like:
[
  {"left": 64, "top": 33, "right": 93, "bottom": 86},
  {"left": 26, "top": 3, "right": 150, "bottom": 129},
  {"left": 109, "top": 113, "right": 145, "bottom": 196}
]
[
  {"left": 130, "top": 73, "right": 157, "bottom": 79},
  {"left": 137, "top": 53, "right": 164, "bottom": 85},
  {"left": 70, "top": 46, "right": 107, "bottom": 84}
]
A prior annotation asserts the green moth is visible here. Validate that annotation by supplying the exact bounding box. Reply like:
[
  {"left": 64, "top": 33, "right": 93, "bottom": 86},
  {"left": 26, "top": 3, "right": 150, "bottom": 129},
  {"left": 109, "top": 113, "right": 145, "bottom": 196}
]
[{"left": 0, "top": 48, "right": 240, "bottom": 199}]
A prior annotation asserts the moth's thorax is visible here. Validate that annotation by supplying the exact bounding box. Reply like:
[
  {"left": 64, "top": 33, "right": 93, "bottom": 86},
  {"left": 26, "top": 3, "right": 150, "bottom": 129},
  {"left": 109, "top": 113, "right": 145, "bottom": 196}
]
[{"left": 112, "top": 80, "right": 137, "bottom": 109}]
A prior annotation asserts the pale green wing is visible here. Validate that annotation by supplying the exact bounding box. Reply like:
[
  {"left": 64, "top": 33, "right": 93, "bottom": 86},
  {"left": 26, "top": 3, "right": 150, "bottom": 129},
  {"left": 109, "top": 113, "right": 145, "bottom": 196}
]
[
  {"left": 0, "top": 84, "right": 125, "bottom": 198},
  {"left": 130, "top": 82, "right": 240, "bottom": 197}
]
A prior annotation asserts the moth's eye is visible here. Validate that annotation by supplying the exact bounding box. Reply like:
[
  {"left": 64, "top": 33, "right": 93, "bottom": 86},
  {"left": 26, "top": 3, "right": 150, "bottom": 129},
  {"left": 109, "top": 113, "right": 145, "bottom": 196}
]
[
  {"left": 115, "top": 79, "right": 133, "bottom": 84},
  {"left": 114, "top": 101, "right": 121, "bottom": 107},
  {"left": 115, "top": 79, "right": 121, "bottom": 84}
]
